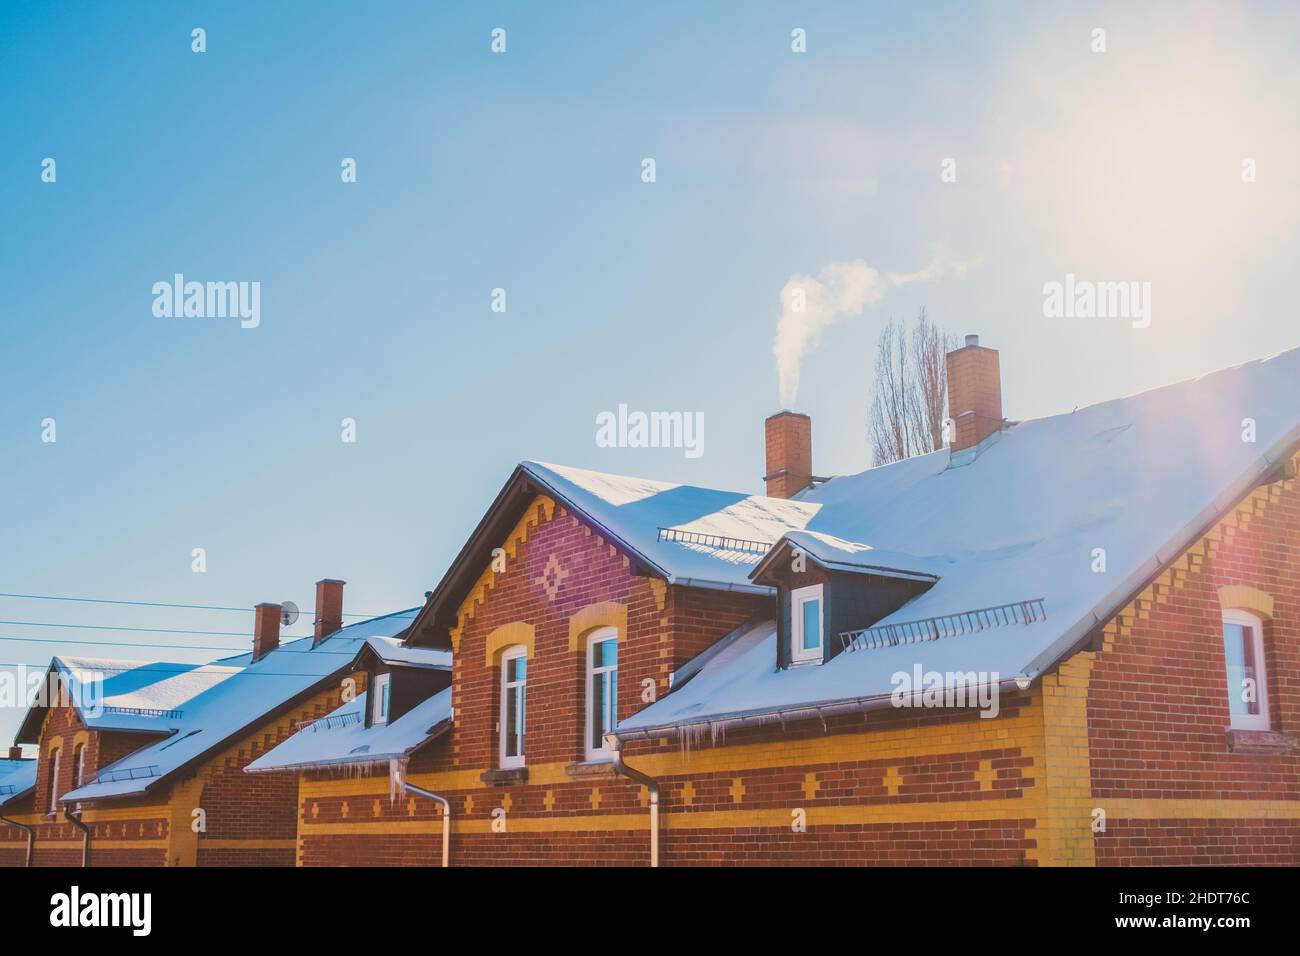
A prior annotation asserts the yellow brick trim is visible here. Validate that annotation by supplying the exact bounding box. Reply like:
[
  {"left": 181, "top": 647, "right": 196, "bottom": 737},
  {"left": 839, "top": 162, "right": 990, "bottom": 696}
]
[
  {"left": 78, "top": 804, "right": 169, "bottom": 824},
  {"left": 1035, "top": 651, "right": 1098, "bottom": 867},
  {"left": 450, "top": 495, "right": 555, "bottom": 651},
  {"left": 301, "top": 706, "right": 1044, "bottom": 800},
  {"left": 648, "top": 579, "right": 667, "bottom": 612},
  {"left": 25, "top": 839, "right": 166, "bottom": 850},
  {"left": 484, "top": 621, "right": 536, "bottom": 667},
  {"left": 165, "top": 776, "right": 204, "bottom": 867},
  {"left": 1216, "top": 585, "right": 1274, "bottom": 619},
  {"left": 299, "top": 798, "right": 1040, "bottom": 838},
  {"left": 1104, "top": 798, "right": 1300, "bottom": 821},
  {"left": 568, "top": 601, "right": 627, "bottom": 652}
]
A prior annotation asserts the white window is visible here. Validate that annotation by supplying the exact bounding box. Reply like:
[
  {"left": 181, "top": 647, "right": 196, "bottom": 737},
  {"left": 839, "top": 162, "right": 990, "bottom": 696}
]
[
  {"left": 586, "top": 627, "right": 619, "bottom": 761},
  {"left": 73, "top": 744, "right": 86, "bottom": 789},
  {"left": 371, "top": 673, "right": 392, "bottom": 726},
  {"left": 499, "top": 647, "right": 527, "bottom": 769},
  {"left": 790, "top": 584, "right": 824, "bottom": 664},
  {"left": 48, "top": 748, "right": 61, "bottom": 813},
  {"left": 1222, "top": 609, "right": 1269, "bottom": 731}
]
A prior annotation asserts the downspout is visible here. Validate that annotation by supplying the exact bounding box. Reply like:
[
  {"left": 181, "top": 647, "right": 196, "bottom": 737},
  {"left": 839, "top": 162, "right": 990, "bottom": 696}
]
[
  {"left": 0, "top": 813, "right": 34, "bottom": 867},
  {"left": 63, "top": 806, "right": 91, "bottom": 867},
  {"left": 607, "top": 735, "right": 660, "bottom": 868},
  {"left": 400, "top": 782, "right": 451, "bottom": 867}
]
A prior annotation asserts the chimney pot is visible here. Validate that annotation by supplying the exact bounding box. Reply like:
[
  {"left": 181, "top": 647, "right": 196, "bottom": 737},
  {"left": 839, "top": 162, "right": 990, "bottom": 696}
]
[
  {"left": 253, "top": 603, "right": 281, "bottom": 661},
  {"left": 945, "top": 334, "right": 1003, "bottom": 453},
  {"left": 314, "top": 579, "right": 346, "bottom": 644},
  {"left": 8, "top": 746, "right": 22, "bottom": 760},
  {"left": 764, "top": 411, "right": 813, "bottom": 499}
]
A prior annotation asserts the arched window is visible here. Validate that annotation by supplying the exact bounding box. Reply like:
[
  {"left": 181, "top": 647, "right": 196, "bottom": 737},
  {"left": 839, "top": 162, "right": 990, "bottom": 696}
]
[
  {"left": 73, "top": 743, "right": 86, "bottom": 789},
  {"left": 1222, "top": 609, "right": 1269, "bottom": 731},
  {"left": 585, "top": 627, "right": 619, "bottom": 761},
  {"left": 499, "top": 646, "right": 527, "bottom": 769},
  {"left": 48, "top": 748, "right": 61, "bottom": 814}
]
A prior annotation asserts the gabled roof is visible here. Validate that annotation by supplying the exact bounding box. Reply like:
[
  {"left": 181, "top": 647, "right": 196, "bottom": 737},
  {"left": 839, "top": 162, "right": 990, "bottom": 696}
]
[
  {"left": 410, "top": 460, "right": 817, "bottom": 645},
  {"left": 16, "top": 656, "right": 243, "bottom": 742},
  {"left": 609, "top": 345, "right": 1300, "bottom": 736},
  {"left": 360, "top": 636, "right": 452, "bottom": 670},
  {"left": 245, "top": 687, "right": 452, "bottom": 773},
  {"left": 750, "top": 529, "right": 943, "bottom": 583},
  {"left": 53, "top": 609, "right": 418, "bottom": 803}
]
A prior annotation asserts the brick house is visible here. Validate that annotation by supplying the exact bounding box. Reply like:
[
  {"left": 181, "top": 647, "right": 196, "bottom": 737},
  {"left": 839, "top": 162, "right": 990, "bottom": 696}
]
[
  {"left": 0, "top": 580, "right": 412, "bottom": 866},
  {"left": 252, "top": 337, "right": 1300, "bottom": 866}
]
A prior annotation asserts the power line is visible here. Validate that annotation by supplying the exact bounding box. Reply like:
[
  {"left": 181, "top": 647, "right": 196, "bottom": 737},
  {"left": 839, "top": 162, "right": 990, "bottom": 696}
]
[
  {"left": 0, "top": 591, "right": 405, "bottom": 618},
  {"left": 0, "top": 619, "right": 314, "bottom": 640},
  {"left": 0, "top": 661, "right": 370, "bottom": 678},
  {"left": 0, "top": 635, "right": 360, "bottom": 654}
]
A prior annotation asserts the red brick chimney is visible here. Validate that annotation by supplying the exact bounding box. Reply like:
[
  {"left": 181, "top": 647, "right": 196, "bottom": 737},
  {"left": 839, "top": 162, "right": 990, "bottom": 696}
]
[
  {"left": 314, "top": 579, "right": 345, "bottom": 644},
  {"left": 8, "top": 746, "right": 22, "bottom": 760},
  {"left": 253, "top": 603, "right": 281, "bottom": 661},
  {"left": 764, "top": 411, "right": 813, "bottom": 499},
  {"left": 945, "top": 334, "right": 1003, "bottom": 452}
]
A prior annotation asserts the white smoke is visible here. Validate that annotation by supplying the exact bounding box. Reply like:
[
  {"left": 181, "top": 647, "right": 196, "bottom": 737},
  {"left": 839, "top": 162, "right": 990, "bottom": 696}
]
[{"left": 773, "top": 253, "right": 979, "bottom": 407}]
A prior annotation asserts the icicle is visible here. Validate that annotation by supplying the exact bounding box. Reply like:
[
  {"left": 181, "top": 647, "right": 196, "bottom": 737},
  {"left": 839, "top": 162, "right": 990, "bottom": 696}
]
[{"left": 388, "top": 757, "right": 407, "bottom": 805}]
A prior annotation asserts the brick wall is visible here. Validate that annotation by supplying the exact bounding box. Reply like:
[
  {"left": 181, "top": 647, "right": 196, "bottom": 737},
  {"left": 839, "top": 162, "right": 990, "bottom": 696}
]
[
  {"left": 1087, "top": 467, "right": 1300, "bottom": 865},
  {"left": 295, "top": 495, "right": 1044, "bottom": 866}
]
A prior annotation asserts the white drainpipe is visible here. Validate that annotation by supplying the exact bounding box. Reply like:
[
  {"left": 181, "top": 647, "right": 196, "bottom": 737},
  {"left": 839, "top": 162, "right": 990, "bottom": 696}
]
[{"left": 401, "top": 781, "right": 451, "bottom": 867}]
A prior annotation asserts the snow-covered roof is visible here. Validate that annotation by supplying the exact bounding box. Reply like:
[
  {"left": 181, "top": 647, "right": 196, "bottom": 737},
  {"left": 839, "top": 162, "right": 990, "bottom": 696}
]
[
  {"left": 363, "top": 636, "right": 452, "bottom": 670},
  {"left": 0, "top": 758, "right": 37, "bottom": 809},
  {"left": 521, "top": 460, "right": 818, "bottom": 593},
  {"left": 59, "top": 609, "right": 418, "bottom": 802},
  {"left": 43, "top": 656, "right": 243, "bottom": 734},
  {"left": 754, "top": 529, "right": 943, "bottom": 582},
  {"left": 245, "top": 687, "right": 452, "bottom": 773},
  {"left": 613, "top": 345, "right": 1300, "bottom": 735}
]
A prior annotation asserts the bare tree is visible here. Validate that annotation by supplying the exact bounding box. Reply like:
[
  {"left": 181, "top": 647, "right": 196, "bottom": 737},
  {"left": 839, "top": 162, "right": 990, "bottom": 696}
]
[{"left": 868, "top": 308, "right": 957, "bottom": 465}]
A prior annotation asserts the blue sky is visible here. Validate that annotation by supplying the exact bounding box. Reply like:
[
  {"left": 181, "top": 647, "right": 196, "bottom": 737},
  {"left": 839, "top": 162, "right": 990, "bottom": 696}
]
[{"left": 3, "top": 1, "right": 1298, "bottom": 749}]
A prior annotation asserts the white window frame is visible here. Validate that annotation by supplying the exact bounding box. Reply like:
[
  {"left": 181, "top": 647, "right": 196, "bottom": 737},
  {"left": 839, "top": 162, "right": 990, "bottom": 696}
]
[
  {"left": 790, "top": 584, "right": 825, "bottom": 665},
  {"left": 371, "top": 672, "right": 392, "bottom": 726},
  {"left": 1222, "top": 609, "right": 1270, "bottom": 731},
  {"left": 499, "top": 646, "right": 527, "bottom": 769},
  {"left": 73, "top": 743, "right": 85, "bottom": 789},
  {"left": 585, "top": 627, "right": 619, "bottom": 762},
  {"left": 48, "top": 748, "right": 61, "bottom": 814}
]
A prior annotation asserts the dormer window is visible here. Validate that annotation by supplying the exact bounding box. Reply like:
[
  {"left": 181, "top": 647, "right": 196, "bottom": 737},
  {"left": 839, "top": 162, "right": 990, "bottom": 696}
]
[
  {"left": 790, "top": 584, "right": 824, "bottom": 664},
  {"left": 371, "top": 673, "right": 392, "bottom": 726}
]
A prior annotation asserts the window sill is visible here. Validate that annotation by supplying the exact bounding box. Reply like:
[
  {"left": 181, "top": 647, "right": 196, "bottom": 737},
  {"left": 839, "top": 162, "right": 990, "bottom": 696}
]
[
  {"left": 1225, "top": 728, "right": 1296, "bottom": 755},
  {"left": 565, "top": 759, "right": 617, "bottom": 779},
  {"left": 480, "top": 767, "right": 528, "bottom": 787}
]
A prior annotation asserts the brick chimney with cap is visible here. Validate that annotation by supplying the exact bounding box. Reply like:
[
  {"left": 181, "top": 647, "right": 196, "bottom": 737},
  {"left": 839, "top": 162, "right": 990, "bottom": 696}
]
[
  {"left": 764, "top": 411, "right": 813, "bottom": 499},
  {"left": 945, "top": 334, "right": 1003, "bottom": 452},
  {"left": 314, "top": 579, "right": 345, "bottom": 644},
  {"left": 252, "top": 603, "right": 281, "bottom": 661},
  {"left": 8, "top": 746, "right": 22, "bottom": 760}
]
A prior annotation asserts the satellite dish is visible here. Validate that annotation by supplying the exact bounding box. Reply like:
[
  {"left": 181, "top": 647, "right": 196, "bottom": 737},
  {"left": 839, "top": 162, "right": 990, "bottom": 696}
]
[{"left": 280, "top": 601, "right": 300, "bottom": 628}]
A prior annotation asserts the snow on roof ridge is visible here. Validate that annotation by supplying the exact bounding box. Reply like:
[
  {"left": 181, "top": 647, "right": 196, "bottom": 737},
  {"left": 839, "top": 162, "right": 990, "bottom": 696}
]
[{"left": 1016, "top": 343, "right": 1300, "bottom": 428}]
